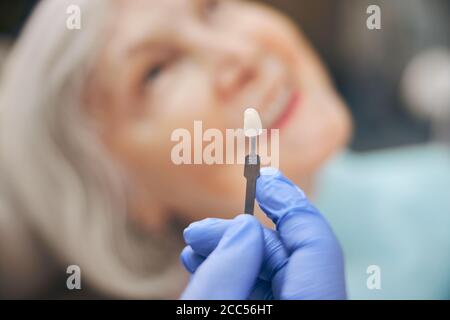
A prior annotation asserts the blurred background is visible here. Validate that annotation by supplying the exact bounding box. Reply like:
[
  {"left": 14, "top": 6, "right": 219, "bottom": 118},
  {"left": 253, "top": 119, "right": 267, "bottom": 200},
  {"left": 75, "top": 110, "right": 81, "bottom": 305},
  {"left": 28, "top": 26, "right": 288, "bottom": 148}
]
[
  {"left": 1, "top": 0, "right": 449, "bottom": 150},
  {"left": 0, "top": 0, "right": 449, "bottom": 300}
]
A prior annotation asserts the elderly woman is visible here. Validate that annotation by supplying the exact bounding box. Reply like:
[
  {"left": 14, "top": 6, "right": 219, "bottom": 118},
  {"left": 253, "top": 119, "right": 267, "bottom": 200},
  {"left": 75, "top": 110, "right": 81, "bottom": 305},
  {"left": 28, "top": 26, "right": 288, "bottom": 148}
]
[{"left": 0, "top": 0, "right": 350, "bottom": 298}]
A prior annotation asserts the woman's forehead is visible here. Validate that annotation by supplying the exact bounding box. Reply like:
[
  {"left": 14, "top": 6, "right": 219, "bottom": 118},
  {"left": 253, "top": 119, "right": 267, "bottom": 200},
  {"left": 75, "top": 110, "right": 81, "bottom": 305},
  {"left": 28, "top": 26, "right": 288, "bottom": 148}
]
[
  {"left": 107, "top": 2, "right": 179, "bottom": 60},
  {"left": 117, "top": 0, "right": 199, "bottom": 17},
  {"left": 112, "top": 0, "right": 199, "bottom": 49}
]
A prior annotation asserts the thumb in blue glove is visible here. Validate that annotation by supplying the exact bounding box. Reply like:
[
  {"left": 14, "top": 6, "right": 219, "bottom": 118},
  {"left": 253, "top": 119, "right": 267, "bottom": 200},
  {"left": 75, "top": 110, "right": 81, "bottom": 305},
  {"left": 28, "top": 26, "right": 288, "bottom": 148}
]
[
  {"left": 180, "top": 214, "right": 264, "bottom": 299},
  {"left": 256, "top": 167, "right": 347, "bottom": 299},
  {"left": 181, "top": 167, "right": 347, "bottom": 300}
]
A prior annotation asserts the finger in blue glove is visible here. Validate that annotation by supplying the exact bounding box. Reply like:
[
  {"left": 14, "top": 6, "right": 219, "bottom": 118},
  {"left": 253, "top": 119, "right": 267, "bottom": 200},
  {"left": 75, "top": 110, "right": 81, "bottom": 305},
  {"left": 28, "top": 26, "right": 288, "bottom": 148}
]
[
  {"left": 256, "top": 167, "right": 347, "bottom": 299},
  {"left": 180, "top": 214, "right": 264, "bottom": 300}
]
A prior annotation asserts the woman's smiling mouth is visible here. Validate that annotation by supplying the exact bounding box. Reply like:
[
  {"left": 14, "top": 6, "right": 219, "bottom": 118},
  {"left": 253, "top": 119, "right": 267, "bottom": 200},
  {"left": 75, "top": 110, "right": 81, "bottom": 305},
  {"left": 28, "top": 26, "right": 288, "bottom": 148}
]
[{"left": 261, "top": 87, "right": 300, "bottom": 130}]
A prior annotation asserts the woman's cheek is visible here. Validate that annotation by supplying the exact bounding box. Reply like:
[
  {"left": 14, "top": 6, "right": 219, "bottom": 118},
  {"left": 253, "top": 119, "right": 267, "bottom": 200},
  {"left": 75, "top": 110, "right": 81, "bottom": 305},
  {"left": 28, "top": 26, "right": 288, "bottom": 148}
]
[{"left": 151, "top": 60, "right": 214, "bottom": 118}]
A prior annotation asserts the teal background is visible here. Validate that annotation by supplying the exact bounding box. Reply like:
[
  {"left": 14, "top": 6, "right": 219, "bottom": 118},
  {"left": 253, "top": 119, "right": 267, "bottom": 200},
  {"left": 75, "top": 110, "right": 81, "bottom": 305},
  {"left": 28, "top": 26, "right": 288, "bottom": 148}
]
[{"left": 316, "top": 144, "right": 450, "bottom": 299}]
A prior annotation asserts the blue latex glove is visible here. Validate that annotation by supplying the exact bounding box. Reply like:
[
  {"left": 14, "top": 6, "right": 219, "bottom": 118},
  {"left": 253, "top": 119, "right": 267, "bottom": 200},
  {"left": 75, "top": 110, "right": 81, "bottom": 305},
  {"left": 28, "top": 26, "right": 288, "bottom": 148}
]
[
  {"left": 180, "top": 167, "right": 347, "bottom": 299},
  {"left": 180, "top": 214, "right": 265, "bottom": 299}
]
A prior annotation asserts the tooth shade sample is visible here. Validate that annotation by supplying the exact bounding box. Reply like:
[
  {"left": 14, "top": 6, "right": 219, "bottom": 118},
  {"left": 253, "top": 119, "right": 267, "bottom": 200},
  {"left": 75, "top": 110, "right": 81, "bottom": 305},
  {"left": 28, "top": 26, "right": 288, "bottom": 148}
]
[{"left": 244, "top": 108, "right": 263, "bottom": 137}]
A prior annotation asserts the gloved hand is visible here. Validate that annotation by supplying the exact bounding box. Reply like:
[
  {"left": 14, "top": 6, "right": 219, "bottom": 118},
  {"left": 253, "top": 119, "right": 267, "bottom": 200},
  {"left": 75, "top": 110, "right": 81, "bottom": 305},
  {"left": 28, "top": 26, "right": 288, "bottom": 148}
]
[
  {"left": 180, "top": 214, "right": 265, "bottom": 299},
  {"left": 180, "top": 167, "right": 347, "bottom": 299}
]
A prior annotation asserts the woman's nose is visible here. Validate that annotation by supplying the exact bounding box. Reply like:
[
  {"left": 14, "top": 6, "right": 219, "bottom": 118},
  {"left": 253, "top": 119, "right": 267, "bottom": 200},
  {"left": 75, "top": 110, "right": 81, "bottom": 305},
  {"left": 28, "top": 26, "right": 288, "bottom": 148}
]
[{"left": 213, "top": 45, "right": 259, "bottom": 101}]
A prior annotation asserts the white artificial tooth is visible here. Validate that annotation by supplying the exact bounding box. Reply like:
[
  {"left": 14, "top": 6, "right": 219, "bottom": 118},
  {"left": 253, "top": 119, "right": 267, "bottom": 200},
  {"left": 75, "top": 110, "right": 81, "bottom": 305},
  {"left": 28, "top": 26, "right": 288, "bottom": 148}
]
[{"left": 244, "top": 108, "right": 263, "bottom": 137}]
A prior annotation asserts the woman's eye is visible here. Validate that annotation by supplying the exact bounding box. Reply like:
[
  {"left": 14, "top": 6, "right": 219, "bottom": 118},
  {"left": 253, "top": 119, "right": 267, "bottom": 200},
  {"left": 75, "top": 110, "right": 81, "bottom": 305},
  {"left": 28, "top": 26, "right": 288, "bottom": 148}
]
[
  {"left": 145, "top": 64, "right": 164, "bottom": 82},
  {"left": 202, "top": 0, "right": 221, "bottom": 18},
  {"left": 205, "top": 0, "right": 219, "bottom": 12}
]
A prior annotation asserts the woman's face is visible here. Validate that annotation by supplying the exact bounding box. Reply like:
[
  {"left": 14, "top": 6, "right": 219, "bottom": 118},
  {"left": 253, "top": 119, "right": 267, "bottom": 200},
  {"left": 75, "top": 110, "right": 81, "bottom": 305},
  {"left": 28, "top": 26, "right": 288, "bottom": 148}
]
[{"left": 86, "top": 0, "right": 351, "bottom": 227}]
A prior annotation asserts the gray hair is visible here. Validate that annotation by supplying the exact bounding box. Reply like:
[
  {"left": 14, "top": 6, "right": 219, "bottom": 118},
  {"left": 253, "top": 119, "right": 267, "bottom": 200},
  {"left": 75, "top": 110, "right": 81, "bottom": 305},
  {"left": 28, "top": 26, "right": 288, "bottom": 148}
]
[{"left": 0, "top": 0, "right": 185, "bottom": 298}]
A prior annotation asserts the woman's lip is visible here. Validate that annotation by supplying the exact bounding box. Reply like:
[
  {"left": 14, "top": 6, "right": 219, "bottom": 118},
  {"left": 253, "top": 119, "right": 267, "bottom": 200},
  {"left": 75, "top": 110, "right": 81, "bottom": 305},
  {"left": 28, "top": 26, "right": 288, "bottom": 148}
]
[{"left": 268, "top": 90, "right": 300, "bottom": 130}]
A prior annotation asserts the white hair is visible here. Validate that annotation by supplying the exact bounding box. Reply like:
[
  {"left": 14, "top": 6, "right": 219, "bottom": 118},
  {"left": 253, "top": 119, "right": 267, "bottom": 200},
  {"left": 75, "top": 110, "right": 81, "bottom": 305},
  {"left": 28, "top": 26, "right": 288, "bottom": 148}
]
[{"left": 0, "top": 0, "right": 185, "bottom": 298}]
